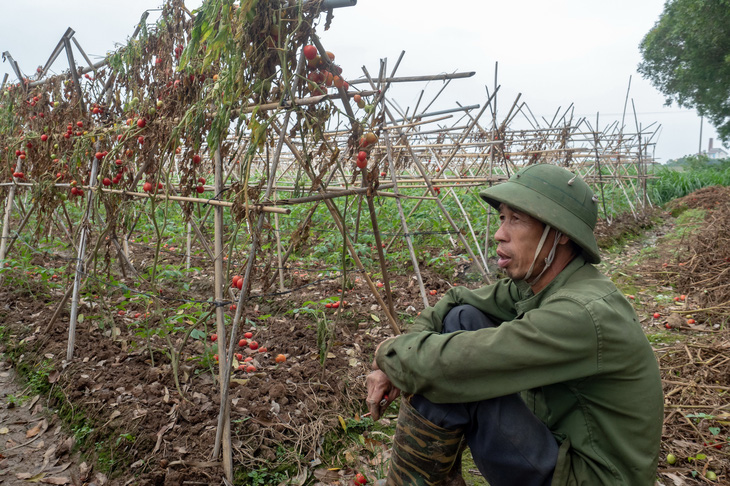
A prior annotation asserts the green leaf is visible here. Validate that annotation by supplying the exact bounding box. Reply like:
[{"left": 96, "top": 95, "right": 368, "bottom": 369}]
[{"left": 709, "top": 427, "right": 721, "bottom": 436}]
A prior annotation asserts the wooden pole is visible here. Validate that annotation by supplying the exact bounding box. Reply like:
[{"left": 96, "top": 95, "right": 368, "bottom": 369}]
[
  {"left": 1, "top": 191, "right": 36, "bottom": 260},
  {"left": 66, "top": 154, "right": 99, "bottom": 361},
  {"left": 273, "top": 198, "right": 286, "bottom": 292},
  {"left": 213, "top": 51, "right": 307, "bottom": 472},
  {"left": 211, "top": 148, "right": 233, "bottom": 480},
  {"left": 95, "top": 187, "right": 290, "bottom": 214},
  {"left": 0, "top": 158, "right": 20, "bottom": 262},
  {"left": 186, "top": 222, "right": 192, "bottom": 271},
  {"left": 385, "top": 132, "right": 429, "bottom": 308}
]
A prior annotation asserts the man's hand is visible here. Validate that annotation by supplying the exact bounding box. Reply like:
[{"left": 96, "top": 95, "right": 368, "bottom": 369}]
[{"left": 365, "top": 369, "right": 401, "bottom": 421}]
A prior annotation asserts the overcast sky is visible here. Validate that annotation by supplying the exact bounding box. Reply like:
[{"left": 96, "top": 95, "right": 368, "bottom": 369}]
[{"left": 0, "top": 0, "right": 721, "bottom": 163}]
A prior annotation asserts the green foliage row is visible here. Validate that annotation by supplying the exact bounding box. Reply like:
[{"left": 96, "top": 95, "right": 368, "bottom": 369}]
[{"left": 649, "top": 156, "right": 730, "bottom": 205}]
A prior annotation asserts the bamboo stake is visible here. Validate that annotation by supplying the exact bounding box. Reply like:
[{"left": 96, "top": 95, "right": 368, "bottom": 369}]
[
  {"left": 0, "top": 158, "right": 20, "bottom": 262},
  {"left": 1, "top": 199, "right": 35, "bottom": 259},
  {"left": 274, "top": 210, "right": 285, "bottom": 292},
  {"left": 186, "top": 222, "right": 192, "bottom": 271},
  {"left": 66, "top": 154, "right": 99, "bottom": 361},
  {"left": 43, "top": 283, "right": 76, "bottom": 336},
  {"left": 367, "top": 191, "right": 396, "bottom": 321},
  {"left": 385, "top": 131, "right": 429, "bottom": 308},
  {"left": 211, "top": 148, "right": 233, "bottom": 480},
  {"left": 213, "top": 51, "right": 307, "bottom": 473}
]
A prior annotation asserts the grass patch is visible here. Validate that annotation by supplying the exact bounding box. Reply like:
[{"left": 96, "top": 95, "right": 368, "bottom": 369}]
[{"left": 647, "top": 331, "right": 685, "bottom": 346}]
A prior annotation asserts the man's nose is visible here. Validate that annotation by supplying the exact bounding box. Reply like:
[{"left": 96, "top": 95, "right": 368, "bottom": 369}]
[{"left": 494, "top": 223, "right": 507, "bottom": 242}]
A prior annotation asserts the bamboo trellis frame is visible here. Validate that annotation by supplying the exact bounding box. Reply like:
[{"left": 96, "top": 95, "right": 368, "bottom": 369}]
[{"left": 0, "top": 1, "right": 661, "bottom": 481}]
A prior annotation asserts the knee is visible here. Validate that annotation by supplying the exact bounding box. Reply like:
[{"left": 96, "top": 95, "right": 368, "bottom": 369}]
[{"left": 443, "top": 305, "right": 498, "bottom": 333}]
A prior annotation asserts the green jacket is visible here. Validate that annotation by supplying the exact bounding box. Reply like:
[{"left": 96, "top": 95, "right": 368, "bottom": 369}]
[{"left": 376, "top": 256, "right": 663, "bottom": 485}]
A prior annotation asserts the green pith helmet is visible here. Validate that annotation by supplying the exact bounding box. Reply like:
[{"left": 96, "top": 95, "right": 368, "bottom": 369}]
[{"left": 479, "top": 164, "right": 601, "bottom": 264}]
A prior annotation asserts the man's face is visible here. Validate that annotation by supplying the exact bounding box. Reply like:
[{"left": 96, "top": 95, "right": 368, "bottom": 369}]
[{"left": 494, "top": 204, "right": 547, "bottom": 281}]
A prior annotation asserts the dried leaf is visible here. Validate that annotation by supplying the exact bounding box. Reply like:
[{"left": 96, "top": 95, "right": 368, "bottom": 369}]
[
  {"left": 338, "top": 415, "right": 347, "bottom": 432},
  {"left": 313, "top": 468, "right": 341, "bottom": 482},
  {"left": 40, "top": 477, "right": 70, "bottom": 485},
  {"left": 43, "top": 444, "right": 57, "bottom": 465},
  {"left": 28, "top": 395, "right": 41, "bottom": 410},
  {"left": 371, "top": 314, "right": 380, "bottom": 322},
  {"left": 17, "top": 471, "right": 47, "bottom": 481},
  {"left": 659, "top": 472, "right": 687, "bottom": 486},
  {"left": 79, "top": 462, "right": 91, "bottom": 481},
  {"left": 152, "top": 422, "right": 175, "bottom": 454},
  {"left": 46, "top": 462, "right": 71, "bottom": 474},
  {"left": 26, "top": 419, "right": 47, "bottom": 439},
  {"left": 0, "top": 427, "right": 9, "bottom": 434}
]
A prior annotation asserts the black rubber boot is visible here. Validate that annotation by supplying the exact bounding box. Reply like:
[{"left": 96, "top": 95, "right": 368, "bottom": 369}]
[{"left": 378, "top": 397, "right": 465, "bottom": 486}]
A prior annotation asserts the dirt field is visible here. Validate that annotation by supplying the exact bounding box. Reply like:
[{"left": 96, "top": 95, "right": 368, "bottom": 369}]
[{"left": 1, "top": 187, "right": 729, "bottom": 485}]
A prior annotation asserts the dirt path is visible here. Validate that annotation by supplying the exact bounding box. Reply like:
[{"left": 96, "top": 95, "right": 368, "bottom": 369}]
[{"left": 0, "top": 360, "right": 97, "bottom": 485}]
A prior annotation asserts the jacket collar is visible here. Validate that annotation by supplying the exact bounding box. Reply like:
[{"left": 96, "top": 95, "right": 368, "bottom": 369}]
[{"left": 514, "top": 255, "right": 587, "bottom": 316}]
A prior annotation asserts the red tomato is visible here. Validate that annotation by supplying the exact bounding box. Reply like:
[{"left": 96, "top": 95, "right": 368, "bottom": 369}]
[{"left": 302, "top": 45, "right": 318, "bottom": 60}]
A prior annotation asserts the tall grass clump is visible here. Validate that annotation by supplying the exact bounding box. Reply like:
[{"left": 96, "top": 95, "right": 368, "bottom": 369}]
[{"left": 649, "top": 156, "right": 730, "bottom": 205}]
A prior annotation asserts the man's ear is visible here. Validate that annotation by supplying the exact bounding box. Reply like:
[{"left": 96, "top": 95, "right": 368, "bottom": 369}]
[{"left": 558, "top": 233, "right": 572, "bottom": 246}]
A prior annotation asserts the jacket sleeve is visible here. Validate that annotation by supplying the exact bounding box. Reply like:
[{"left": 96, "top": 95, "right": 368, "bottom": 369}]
[
  {"left": 376, "top": 291, "right": 601, "bottom": 404},
  {"left": 408, "top": 279, "right": 523, "bottom": 333}
]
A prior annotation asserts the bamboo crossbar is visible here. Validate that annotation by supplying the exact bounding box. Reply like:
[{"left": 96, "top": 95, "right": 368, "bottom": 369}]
[
  {"left": 95, "top": 188, "right": 291, "bottom": 214},
  {"left": 348, "top": 71, "right": 476, "bottom": 85}
]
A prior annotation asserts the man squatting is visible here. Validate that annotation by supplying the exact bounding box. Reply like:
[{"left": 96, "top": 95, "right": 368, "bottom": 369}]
[{"left": 366, "top": 164, "right": 663, "bottom": 486}]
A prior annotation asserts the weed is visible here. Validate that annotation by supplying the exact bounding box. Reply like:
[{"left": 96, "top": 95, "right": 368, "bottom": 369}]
[
  {"left": 73, "top": 423, "right": 94, "bottom": 442},
  {"left": 5, "top": 394, "right": 29, "bottom": 407},
  {"left": 235, "top": 467, "right": 292, "bottom": 486},
  {"left": 647, "top": 332, "right": 682, "bottom": 345},
  {"left": 316, "top": 311, "right": 334, "bottom": 366}
]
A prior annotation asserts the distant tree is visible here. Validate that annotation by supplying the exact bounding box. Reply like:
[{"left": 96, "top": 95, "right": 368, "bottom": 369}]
[{"left": 638, "top": 0, "right": 730, "bottom": 142}]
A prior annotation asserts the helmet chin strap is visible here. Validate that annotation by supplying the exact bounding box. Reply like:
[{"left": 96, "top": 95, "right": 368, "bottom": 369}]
[{"left": 523, "top": 225, "right": 563, "bottom": 286}]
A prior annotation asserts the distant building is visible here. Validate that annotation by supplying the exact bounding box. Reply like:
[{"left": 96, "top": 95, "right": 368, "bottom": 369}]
[{"left": 706, "top": 138, "right": 728, "bottom": 159}]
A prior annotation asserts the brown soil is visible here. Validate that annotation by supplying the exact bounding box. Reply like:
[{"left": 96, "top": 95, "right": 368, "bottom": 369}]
[{"left": 0, "top": 245, "right": 458, "bottom": 485}]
